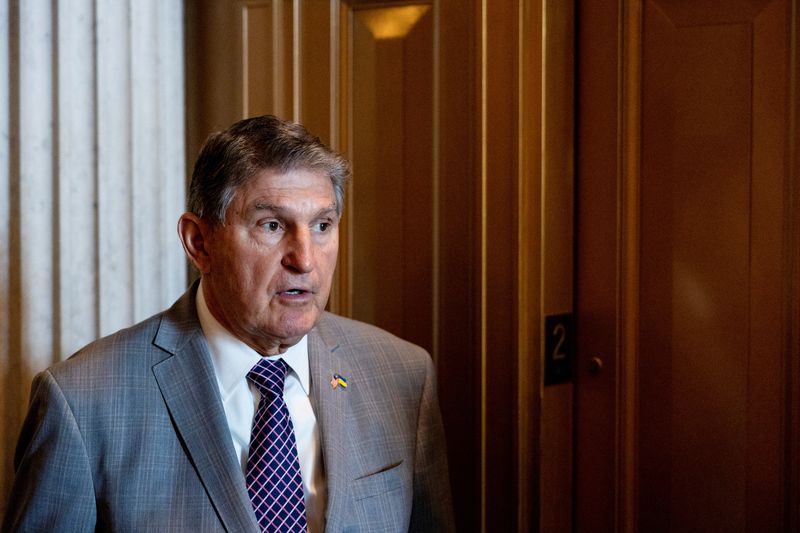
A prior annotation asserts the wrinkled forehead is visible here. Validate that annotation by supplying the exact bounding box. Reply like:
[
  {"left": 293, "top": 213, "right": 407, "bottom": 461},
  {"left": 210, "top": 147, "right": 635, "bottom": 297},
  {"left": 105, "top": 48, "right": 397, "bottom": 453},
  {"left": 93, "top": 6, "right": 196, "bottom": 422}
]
[{"left": 227, "top": 166, "right": 336, "bottom": 216}]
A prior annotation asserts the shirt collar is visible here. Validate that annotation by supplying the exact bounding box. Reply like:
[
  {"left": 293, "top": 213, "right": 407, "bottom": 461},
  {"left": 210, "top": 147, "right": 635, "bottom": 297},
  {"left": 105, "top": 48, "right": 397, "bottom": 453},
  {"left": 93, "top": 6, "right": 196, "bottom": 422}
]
[{"left": 196, "top": 280, "right": 311, "bottom": 400}]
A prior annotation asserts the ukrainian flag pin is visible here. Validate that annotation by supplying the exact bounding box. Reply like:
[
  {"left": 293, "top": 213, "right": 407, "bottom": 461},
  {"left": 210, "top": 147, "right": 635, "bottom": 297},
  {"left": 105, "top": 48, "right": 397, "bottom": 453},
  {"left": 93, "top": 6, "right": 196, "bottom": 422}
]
[{"left": 330, "top": 373, "right": 348, "bottom": 390}]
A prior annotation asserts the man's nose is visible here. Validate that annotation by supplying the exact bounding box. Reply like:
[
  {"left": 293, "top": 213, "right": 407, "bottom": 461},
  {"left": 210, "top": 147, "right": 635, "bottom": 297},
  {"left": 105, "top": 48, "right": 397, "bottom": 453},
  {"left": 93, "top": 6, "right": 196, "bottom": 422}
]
[{"left": 281, "top": 228, "right": 314, "bottom": 273}]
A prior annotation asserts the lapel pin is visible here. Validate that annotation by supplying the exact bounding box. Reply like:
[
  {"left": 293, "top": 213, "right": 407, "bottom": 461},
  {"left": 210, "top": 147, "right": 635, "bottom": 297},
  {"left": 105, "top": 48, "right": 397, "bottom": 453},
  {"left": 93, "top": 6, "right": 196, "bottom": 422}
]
[{"left": 330, "top": 373, "right": 348, "bottom": 390}]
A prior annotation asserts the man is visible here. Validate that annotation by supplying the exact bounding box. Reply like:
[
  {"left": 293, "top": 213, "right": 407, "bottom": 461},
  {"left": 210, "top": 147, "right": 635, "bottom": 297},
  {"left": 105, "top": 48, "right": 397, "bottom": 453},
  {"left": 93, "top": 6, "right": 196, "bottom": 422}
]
[{"left": 3, "top": 115, "right": 454, "bottom": 532}]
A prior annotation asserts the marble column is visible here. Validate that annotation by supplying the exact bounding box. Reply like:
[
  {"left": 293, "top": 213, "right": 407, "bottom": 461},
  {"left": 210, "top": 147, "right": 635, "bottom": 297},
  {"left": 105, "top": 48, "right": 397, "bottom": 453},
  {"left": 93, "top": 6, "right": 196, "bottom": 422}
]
[{"left": 0, "top": 0, "right": 186, "bottom": 507}]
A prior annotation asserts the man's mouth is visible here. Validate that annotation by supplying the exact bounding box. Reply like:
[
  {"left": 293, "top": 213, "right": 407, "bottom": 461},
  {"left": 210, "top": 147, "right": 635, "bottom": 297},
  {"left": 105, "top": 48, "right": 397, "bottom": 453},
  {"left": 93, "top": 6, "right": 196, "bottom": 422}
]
[{"left": 281, "top": 288, "right": 309, "bottom": 296}]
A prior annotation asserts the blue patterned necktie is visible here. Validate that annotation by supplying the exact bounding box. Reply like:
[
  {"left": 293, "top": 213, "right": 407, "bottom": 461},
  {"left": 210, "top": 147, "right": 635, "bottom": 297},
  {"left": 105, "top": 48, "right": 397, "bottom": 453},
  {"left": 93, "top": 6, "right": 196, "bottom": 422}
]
[{"left": 246, "top": 358, "right": 308, "bottom": 532}]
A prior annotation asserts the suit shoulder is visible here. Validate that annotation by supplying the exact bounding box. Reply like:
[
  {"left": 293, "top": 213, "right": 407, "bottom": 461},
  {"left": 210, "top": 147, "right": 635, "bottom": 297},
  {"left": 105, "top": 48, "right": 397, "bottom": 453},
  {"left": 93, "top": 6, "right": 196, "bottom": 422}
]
[
  {"left": 47, "top": 312, "right": 165, "bottom": 381},
  {"left": 50, "top": 287, "right": 198, "bottom": 381},
  {"left": 317, "top": 312, "right": 430, "bottom": 365}
]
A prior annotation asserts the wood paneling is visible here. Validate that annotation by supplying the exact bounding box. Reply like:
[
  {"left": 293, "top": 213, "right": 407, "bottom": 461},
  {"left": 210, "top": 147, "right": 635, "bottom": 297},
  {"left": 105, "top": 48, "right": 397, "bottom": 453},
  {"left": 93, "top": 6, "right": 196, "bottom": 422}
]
[
  {"left": 480, "top": 0, "right": 518, "bottom": 528},
  {"left": 298, "top": 1, "right": 332, "bottom": 143},
  {"left": 575, "top": 0, "right": 621, "bottom": 529},
  {"left": 576, "top": 0, "right": 800, "bottom": 530},
  {"left": 539, "top": 0, "right": 575, "bottom": 531},
  {"left": 790, "top": 8, "right": 800, "bottom": 530},
  {"left": 640, "top": 2, "right": 787, "bottom": 530},
  {"left": 517, "top": 1, "right": 544, "bottom": 528},
  {"left": 349, "top": 5, "right": 434, "bottom": 350},
  {"left": 434, "top": 1, "right": 481, "bottom": 528},
  {"left": 242, "top": 3, "right": 292, "bottom": 118}
]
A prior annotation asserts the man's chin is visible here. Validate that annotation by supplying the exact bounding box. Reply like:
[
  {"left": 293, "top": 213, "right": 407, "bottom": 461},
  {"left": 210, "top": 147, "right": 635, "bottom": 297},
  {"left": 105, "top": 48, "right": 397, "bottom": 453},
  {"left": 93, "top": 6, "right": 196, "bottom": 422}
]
[{"left": 272, "top": 313, "right": 320, "bottom": 343}]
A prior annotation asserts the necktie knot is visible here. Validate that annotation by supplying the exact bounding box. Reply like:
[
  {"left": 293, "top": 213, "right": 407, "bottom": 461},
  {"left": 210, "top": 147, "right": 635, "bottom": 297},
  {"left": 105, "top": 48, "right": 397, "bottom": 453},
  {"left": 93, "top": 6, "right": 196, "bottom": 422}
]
[{"left": 247, "top": 358, "right": 289, "bottom": 397}]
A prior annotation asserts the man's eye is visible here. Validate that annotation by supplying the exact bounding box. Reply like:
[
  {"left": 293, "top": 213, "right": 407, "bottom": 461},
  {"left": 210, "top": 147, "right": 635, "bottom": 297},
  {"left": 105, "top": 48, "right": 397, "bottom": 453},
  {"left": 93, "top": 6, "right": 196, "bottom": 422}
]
[
  {"left": 263, "top": 221, "right": 280, "bottom": 232},
  {"left": 315, "top": 222, "right": 330, "bottom": 232}
]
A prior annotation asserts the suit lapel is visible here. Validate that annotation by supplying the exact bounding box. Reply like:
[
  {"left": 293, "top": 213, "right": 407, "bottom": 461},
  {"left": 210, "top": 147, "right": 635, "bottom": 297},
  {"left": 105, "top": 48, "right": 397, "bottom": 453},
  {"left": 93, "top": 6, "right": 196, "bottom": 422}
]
[
  {"left": 151, "top": 288, "right": 259, "bottom": 533},
  {"left": 308, "top": 316, "right": 352, "bottom": 532}
]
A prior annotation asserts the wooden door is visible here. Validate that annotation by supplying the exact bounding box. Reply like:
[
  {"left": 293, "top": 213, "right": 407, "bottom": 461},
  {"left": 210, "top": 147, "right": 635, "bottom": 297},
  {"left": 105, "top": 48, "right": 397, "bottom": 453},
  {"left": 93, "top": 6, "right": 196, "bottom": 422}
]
[{"left": 575, "top": 1, "right": 800, "bottom": 531}]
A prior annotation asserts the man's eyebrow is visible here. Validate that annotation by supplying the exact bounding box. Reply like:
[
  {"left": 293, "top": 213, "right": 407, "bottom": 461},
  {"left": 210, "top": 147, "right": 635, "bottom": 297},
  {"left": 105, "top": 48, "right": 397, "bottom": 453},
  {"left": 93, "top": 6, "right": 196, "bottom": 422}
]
[
  {"left": 252, "top": 203, "right": 281, "bottom": 212},
  {"left": 315, "top": 204, "right": 339, "bottom": 218}
]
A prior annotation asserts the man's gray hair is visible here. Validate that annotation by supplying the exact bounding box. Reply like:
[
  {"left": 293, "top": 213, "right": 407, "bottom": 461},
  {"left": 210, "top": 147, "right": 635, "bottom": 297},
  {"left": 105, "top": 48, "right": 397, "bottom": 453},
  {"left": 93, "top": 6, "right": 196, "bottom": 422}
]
[{"left": 187, "top": 115, "right": 350, "bottom": 223}]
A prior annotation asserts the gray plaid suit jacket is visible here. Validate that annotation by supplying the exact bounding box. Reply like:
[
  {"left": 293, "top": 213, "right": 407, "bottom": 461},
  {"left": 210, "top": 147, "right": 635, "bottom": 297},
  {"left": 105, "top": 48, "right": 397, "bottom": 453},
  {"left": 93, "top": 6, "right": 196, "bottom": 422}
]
[{"left": 3, "top": 284, "right": 455, "bottom": 532}]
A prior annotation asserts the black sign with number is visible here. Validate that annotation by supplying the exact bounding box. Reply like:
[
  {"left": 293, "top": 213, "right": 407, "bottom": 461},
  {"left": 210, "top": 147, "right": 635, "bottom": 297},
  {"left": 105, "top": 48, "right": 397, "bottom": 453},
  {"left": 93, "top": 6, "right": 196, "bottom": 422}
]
[{"left": 544, "top": 313, "right": 574, "bottom": 386}]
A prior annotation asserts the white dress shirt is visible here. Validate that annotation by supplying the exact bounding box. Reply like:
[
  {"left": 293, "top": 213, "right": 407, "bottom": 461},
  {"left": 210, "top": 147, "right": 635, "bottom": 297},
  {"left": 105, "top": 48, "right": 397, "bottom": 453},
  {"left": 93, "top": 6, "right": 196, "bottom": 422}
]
[{"left": 196, "top": 282, "right": 326, "bottom": 532}]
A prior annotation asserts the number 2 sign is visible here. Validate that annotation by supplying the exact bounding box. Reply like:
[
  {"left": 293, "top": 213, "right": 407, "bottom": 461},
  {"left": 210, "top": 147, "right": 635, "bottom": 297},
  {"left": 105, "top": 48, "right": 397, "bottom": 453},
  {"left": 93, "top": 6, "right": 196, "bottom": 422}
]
[{"left": 544, "top": 313, "right": 574, "bottom": 386}]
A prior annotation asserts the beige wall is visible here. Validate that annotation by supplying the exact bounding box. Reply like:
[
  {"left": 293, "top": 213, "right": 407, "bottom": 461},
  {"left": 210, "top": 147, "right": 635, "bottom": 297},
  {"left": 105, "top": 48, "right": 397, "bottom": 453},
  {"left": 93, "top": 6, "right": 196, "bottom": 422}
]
[{"left": 0, "top": 0, "right": 186, "bottom": 514}]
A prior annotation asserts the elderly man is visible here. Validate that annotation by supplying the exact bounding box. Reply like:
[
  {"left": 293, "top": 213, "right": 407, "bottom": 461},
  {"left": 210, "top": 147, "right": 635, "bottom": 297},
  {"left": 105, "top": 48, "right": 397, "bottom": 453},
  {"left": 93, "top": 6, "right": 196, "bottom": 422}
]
[{"left": 4, "top": 116, "right": 454, "bottom": 532}]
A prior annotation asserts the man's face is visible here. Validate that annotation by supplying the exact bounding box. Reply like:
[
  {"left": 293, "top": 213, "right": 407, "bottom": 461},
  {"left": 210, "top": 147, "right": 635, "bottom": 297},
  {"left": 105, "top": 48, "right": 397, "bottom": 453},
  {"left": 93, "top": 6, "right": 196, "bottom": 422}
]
[{"left": 201, "top": 167, "right": 339, "bottom": 354}]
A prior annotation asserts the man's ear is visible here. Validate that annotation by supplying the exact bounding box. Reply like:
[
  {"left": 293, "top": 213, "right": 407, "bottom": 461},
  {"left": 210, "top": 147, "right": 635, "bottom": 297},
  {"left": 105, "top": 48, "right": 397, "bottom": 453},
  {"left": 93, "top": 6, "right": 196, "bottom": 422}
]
[{"left": 178, "top": 213, "right": 213, "bottom": 274}]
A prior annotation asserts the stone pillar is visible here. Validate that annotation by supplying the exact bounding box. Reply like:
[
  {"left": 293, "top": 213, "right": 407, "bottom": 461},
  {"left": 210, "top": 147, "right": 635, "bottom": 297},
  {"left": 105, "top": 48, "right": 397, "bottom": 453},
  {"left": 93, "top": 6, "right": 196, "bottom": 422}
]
[{"left": 0, "top": 0, "right": 186, "bottom": 507}]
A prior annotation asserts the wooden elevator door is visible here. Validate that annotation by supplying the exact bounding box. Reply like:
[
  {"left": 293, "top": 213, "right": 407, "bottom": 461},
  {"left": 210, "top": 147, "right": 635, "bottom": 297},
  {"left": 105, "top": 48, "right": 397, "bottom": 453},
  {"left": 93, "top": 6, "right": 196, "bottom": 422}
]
[{"left": 575, "top": 1, "right": 800, "bottom": 531}]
